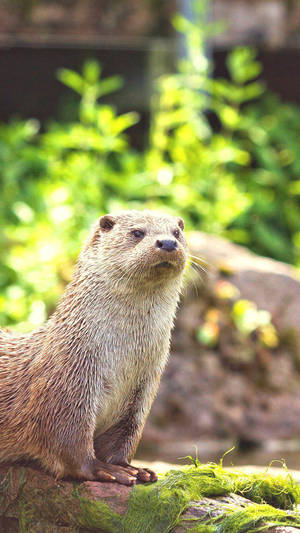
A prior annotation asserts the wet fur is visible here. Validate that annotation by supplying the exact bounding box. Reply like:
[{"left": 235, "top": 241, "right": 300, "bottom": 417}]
[{"left": 0, "top": 210, "right": 187, "bottom": 479}]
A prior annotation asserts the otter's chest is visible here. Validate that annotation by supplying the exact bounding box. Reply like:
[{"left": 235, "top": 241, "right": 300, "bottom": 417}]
[{"left": 94, "top": 310, "right": 172, "bottom": 431}]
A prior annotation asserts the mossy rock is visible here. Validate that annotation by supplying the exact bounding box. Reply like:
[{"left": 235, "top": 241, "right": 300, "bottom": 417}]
[{"left": 0, "top": 462, "right": 299, "bottom": 532}]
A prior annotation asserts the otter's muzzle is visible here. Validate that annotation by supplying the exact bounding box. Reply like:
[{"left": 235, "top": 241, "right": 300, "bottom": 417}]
[{"left": 155, "top": 239, "right": 178, "bottom": 252}]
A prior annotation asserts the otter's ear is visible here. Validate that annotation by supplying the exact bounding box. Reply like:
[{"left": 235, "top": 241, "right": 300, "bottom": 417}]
[
  {"left": 178, "top": 217, "right": 184, "bottom": 230},
  {"left": 99, "top": 215, "right": 116, "bottom": 232}
]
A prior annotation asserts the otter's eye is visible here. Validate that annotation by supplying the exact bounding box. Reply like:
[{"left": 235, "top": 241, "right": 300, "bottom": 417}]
[
  {"left": 173, "top": 229, "right": 180, "bottom": 239},
  {"left": 132, "top": 229, "right": 145, "bottom": 239}
]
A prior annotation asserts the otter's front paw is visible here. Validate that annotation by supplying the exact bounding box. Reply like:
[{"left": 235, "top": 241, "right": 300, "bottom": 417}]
[
  {"left": 119, "top": 462, "right": 158, "bottom": 483},
  {"left": 94, "top": 460, "right": 157, "bottom": 485}
]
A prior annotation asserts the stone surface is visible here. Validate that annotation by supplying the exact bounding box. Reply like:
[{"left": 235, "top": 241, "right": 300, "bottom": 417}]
[
  {"left": 0, "top": 464, "right": 130, "bottom": 532},
  {"left": 188, "top": 231, "right": 300, "bottom": 335},
  {"left": 0, "top": 0, "right": 299, "bottom": 47},
  {"left": 0, "top": 0, "right": 169, "bottom": 38},
  {"left": 178, "top": 493, "right": 300, "bottom": 532},
  {"left": 213, "top": 0, "right": 286, "bottom": 46},
  {"left": 0, "top": 464, "right": 298, "bottom": 532}
]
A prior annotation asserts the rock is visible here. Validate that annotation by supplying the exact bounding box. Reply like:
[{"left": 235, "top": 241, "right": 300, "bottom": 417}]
[
  {"left": 178, "top": 493, "right": 299, "bottom": 532},
  {"left": 212, "top": 0, "right": 286, "bottom": 47},
  {"left": 140, "top": 232, "right": 300, "bottom": 458},
  {"left": 267, "top": 351, "right": 298, "bottom": 391},
  {"left": 0, "top": 0, "right": 155, "bottom": 38},
  {"left": 188, "top": 231, "right": 300, "bottom": 335},
  {"left": 0, "top": 464, "right": 131, "bottom": 532},
  {"left": 0, "top": 464, "right": 298, "bottom": 532}
]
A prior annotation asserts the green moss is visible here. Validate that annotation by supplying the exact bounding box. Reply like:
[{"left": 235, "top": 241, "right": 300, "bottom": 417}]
[
  {"left": 234, "top": 471, "right": 300, "bottom": 510},
  {"left": 7, "top": 462, "right": 300, "bottom": 532},
  {"left": 75, "top": 496, "right": 122, "bottom": 532},
  {"left": 191, "top": 527, "right": 215, "bottom": 532},
  {"left": 0, "top": 469, "right": 12, "bottom": 510},
  {"left": 123, "top": 465, "right": 234, "bottom": 533},
  {"left": 121, "top": 463, "right": 300, "bottom": 533},
  {"left": 189, "top": 503, "right": 300, "bottom": 533}
]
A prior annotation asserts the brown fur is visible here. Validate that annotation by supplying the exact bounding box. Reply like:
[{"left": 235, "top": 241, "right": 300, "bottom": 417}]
[{"left": 0, "top": 210, "right": 187, "bottom": 482}]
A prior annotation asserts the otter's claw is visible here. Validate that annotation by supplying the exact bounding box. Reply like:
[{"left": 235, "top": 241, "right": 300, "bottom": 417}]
[
  {"left": 96, "top": 471, "right": 116, "bottom": 482},
  {"left": 119, "top": 462, "right": 158, "bottom": 483},
  {"left": 95, "top": 461, "right": 157, "bottom": 485},
  {"left": 140, "top": 467, "right": 158, "bottom": 482}
]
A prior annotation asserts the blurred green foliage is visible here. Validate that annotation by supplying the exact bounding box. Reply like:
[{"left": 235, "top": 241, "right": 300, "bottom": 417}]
[
  {"left": 230, "top": 94, "right": 300, "bottom": 263},
  {"left": 1, "top": 0, "right": 300, "bottom": 328}
]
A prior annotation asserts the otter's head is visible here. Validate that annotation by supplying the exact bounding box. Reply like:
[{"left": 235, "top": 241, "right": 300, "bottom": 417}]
[{"left": 83, "top": 210, "right": 188, "bottom": 289}]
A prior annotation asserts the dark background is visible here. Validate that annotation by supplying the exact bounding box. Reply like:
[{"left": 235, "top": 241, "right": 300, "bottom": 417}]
[{"left": 1, "top": 43, "right": 299, "bottom": 147}]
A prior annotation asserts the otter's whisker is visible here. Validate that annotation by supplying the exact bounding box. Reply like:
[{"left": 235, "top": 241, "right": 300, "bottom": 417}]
[{"left": 188, "top": 254, "right": 209, "bottom": 270}]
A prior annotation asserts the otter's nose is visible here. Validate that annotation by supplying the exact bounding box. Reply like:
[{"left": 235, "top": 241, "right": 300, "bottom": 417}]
[{"left": 156, "top": 239, "right": 178, "bottom": 252}]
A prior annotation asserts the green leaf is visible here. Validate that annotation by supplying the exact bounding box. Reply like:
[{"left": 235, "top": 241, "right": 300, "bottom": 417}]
[
  {"left": 97, "top": 76, "right": 123, "bottom": 97},
  {"left": 227, "top": 47, "right": 263, "bottom": 85},
  {"left": 57, "top": 68, "right": 84, "bottom": 95},
  {"left": 82, "top": 60, "right": 101, "bottom": 83}
]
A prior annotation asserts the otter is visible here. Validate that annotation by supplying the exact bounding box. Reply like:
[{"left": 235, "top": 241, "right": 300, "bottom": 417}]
[{"left": 0, "top": 210, "right": 187, "bottom": 485}]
